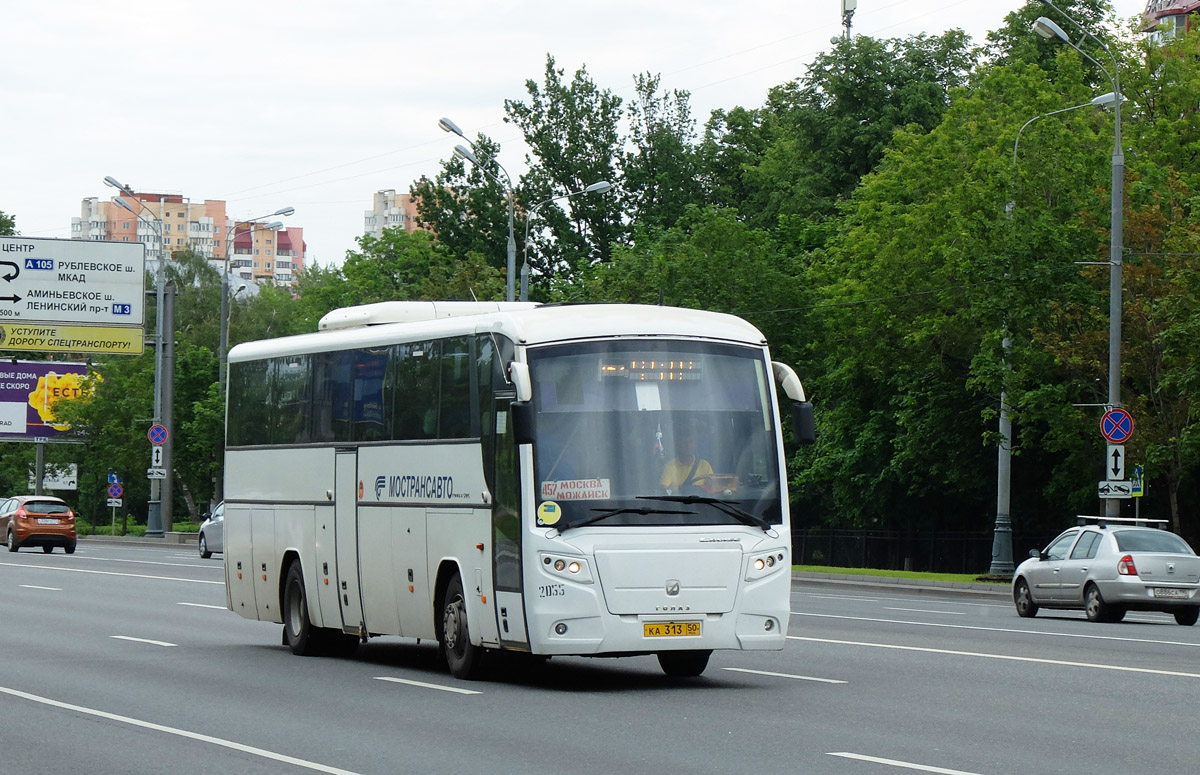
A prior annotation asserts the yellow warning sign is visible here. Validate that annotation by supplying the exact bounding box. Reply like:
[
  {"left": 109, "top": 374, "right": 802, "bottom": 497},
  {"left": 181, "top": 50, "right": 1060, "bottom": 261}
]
[{"left": 0, "top": 324, "right": 143, "bottom": 355}]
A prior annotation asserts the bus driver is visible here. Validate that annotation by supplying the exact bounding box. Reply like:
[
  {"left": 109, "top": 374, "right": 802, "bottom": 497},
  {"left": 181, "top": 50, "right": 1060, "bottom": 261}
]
[{"left": 659, "top": 426, "right": 713, "bottom": 494}]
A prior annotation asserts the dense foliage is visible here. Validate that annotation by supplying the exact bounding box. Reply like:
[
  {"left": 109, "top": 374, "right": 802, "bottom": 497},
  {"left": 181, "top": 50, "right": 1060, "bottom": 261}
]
[{"left": 8, "top": 2, "right": 1200, "bottom": 554}]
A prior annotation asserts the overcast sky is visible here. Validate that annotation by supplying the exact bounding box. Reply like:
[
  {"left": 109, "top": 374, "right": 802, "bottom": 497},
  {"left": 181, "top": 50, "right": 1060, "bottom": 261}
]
[{"left": 2, "top": 0, "right": 1148, "bottom": 269}]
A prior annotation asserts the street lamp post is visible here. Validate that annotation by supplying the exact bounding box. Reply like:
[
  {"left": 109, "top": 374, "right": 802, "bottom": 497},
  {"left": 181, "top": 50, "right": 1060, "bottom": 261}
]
[
  {"left": 106, "top": 177, "right": 171, "bottom": 537},
  {"left": 1034, "top": 0, "right": 1124, "bottom": 518},
  {"left": 218, "top": 210, "right": 292, "bottom": 389},
  {"left": 520, "top": 181, "right": 614, "bottom": 301},
  {"left": 438, "top": 117, "right": 517, "bottom": 302},
  {"left": 990, "top": 91, "right": 1125, "bottom": 575}
]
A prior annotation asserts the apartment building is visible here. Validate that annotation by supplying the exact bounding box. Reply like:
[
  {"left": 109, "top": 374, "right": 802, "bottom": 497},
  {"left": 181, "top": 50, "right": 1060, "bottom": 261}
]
[
  {"left": 228, "top": 223, "right": 305, "bottom": 285},
  {"left": 73, "top": 193, "right": 227, "bottom": 266},
  {"left": 364, "top": 189, "right": 421, "bottom": 239},
  {"left": 74, "top": 191, "right": 305, "bottom": 286},
  {"left": 1143, "top": 0, "right": 1200, "bottom": 39}
]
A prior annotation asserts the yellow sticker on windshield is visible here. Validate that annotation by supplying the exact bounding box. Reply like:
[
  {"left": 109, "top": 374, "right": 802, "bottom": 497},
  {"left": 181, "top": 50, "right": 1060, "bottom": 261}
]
[{"left": 537, "top": 501, "right": 561, "bottom": 526}]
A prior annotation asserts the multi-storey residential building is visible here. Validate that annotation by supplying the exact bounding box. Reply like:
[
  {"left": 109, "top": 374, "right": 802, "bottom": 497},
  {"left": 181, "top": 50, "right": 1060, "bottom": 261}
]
[
  {"left": 229, "top": 224, "right": 306, "bottom": 286},
  {"left": 74, "top": 191, "right": 305, "bottom": 287},
  {"left": 364, "top": 189, "right": 421, "bottom": 239},
  {"left": 1143, "top": 1, "right": 1200, "bottom": 39},
  {"left": 73, "top": 193, "right": 227, "bottom": 267}
]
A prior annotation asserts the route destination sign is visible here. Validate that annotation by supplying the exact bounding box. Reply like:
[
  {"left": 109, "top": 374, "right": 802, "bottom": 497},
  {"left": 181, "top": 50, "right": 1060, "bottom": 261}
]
[{"left": 0, "top": 237, "right": 145, "bottom": 327}]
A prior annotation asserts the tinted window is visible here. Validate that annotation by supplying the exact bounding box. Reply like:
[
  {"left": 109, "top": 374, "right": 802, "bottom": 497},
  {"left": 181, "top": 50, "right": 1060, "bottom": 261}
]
[
  {"left": 392, "top": 341, "right": 440, "bottom": 440},
  {"left": 1115, "top": 530, "right": 1194, "bottom": 554},
  {"left": 23, "top": 501, "right": 71, "bottom": 515},
  {"left": 1070, "top": 532, "right": 1101, "bottom": 560},
  {"left": 439, "top": 336, "right": 472, "bottom": 439}
]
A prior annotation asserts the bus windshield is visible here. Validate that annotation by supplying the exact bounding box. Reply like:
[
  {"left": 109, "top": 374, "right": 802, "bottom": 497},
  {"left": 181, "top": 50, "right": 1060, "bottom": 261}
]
[{"left": 527, "top": 339, "right": 782, "bottom": 529}]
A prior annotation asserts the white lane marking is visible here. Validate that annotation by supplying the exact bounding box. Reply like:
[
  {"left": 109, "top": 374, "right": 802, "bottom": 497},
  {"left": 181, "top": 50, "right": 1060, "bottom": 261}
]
[
  {"left": 18, "top": 584, "right": 62, "bottom": 591},
  {"left": 883, "top": 607, "right": 967, "bottom": 616},
  {"left": 177, "top": 602, "right": 227, "bottom": 610},
  {"left": 75, "top": 556, "right": 213, "bottom": 570},
  {"left": 372, "top": 681, "right": 480, "bottom": 700},
  {"left": 828, "top": 752, "right": 984, "bottom": 774},
  {"left": 373, "top": 676, "right": 482, "bottom": 695},
  {"left": 801, "top": 593, "right": 881, "bottom": 602},
  {"left": 110, "top": 636, "right": 177, "bottom": 648},
  {"left": 790, "top": 636, "right": 1200, "bottom": 679},
  {"left": 0, "top": 562, "right": 221, "bottom": 585},
  {"left": 0, "top": 685, "right": 361, "bottom": 774},
  {"left": 791, "top": 611, "right": 1200, "bottom": 649},
  {"left": 722, "top": 667, "right": 847, "bottom": 684}
]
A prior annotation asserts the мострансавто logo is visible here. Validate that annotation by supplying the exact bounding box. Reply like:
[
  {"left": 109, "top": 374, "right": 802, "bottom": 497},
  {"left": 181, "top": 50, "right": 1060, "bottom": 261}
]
[{"left": 373, "top": 473, "right": 458, "bottom": 501}]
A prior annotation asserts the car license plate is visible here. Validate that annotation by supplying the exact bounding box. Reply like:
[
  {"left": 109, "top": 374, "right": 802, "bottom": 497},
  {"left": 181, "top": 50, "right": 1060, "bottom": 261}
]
[
  {"left": 643, "top": 621, "right": 701, "bottom": 638},
  {"left": 1153, "top": 587, "right": 1188, "bottom": 599},
  {"left": 36, "top": 518, "right": 58, "bottom": 525}
]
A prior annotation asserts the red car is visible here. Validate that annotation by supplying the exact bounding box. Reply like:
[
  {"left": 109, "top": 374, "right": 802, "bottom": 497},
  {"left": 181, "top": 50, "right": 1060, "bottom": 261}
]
[{"left": 1, "top": 495, "right": 77, "bottom": 554}]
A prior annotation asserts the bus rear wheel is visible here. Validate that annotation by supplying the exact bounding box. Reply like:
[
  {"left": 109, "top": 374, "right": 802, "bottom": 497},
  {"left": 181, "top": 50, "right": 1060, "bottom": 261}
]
[
  {"left": 441, "top": 574, "right": 485, "bottom": 680},
  {"left": 657, "top": 650, "right": 711, "bottom": 678},
  {"left": 283, "top": 562, "right": 322, "bottom": 656}
]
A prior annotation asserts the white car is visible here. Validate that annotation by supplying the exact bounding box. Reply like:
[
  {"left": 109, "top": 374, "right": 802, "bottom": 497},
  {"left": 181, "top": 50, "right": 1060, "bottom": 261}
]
[
  {"left": 1013, "top": 520, "right": 1200, "bottom": 625},
  {"left": 198, "top": 502, "right": 224, "bottom": 559}
]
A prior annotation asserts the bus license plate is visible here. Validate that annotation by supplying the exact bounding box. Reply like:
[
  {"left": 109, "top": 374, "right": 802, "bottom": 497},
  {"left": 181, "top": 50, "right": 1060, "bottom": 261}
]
[
  {"left": 1153, "top": 587, "right": 1188, "bottom": 599},
  {"left": 644, "top": 621, "right": 700, "bottom": 638}
]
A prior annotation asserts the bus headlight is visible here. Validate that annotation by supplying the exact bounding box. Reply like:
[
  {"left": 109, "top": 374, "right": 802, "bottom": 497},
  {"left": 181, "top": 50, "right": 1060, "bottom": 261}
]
[
  {"left": 539, "top": 553, "right": 593, "bottom": 583},
  {"left": 746, "top": 551, "right": 787, "bottom": 581}
]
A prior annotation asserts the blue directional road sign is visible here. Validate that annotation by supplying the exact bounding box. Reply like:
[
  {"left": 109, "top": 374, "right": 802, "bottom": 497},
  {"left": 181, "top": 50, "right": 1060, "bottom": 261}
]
[
  {"left": 147, "top": 424, "right": 168, "bottom": 446},
  {"left": 1101, "top": 408, "right": 1134, "bottom": 444}
]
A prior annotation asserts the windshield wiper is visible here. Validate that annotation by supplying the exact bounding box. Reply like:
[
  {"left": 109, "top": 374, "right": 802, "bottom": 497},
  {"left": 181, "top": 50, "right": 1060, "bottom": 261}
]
[
  {"left": 553, "top": 506, "right": 696, "bottom": 535},
  {"left": 638, "top": 495, "right": 775, "bottom": 533}
]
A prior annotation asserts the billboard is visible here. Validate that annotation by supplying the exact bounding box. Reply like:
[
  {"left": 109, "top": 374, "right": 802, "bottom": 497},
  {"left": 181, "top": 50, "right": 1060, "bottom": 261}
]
[{"left": 0, "top": 360, "right": 89, "bottom": 441}]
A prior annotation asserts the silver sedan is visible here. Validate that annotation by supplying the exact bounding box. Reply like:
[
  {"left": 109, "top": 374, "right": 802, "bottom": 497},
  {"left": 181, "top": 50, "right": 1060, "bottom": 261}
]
[
  {"left": 1013, "top": 522, "right": 1200, "bottom": 625},
  {"left": 198, "top": 502, "right": 224, "bottom": 559}
]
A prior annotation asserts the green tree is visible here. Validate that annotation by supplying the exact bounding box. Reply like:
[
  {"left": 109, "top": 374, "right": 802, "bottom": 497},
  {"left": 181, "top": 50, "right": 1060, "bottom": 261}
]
[
  {"left": 0, "top": 209, "right": 14, "bottom": 235},
  {"left": 620, "top": 73, "right": 703, "bottom": 231},
  {"left": 505, "top": 55, "right": 625, "bottom": 289},
  {"left": 411, "top": 135, "right": 514, "bottom": 276}
]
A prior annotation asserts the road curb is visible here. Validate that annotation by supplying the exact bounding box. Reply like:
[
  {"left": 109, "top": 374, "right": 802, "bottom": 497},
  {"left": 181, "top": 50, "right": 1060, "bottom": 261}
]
[
  {"left": 792, "top": 571, "right": 1010, "bottom": 598},
  {"left": 80, "top": 532, "right": 197, "bottom": 546}
]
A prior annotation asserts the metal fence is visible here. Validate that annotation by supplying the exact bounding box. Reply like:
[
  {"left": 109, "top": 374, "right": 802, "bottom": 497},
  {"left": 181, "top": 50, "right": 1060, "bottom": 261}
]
[{"left": 790, "top": 528, "right": 1058, "bottom": 575}]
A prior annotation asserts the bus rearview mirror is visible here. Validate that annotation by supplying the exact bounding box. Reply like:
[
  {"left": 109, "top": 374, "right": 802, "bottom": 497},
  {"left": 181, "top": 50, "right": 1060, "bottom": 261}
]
[
  {"left": 792, "top": 402, "right": 815, "bottom": 445},
  {"left": 511, "top": 401, "right": 536, "bottom": 445}
]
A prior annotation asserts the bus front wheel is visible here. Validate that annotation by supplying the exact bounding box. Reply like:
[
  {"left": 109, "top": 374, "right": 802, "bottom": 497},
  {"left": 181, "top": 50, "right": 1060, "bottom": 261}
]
[
  {"left": 657, "top": 650, "right": 711, "bottom": 678},
  {"left": 441, "top": 574, "right": 485, "bottom": 680},
  {"left": 283, "top": 562, "right": 321, "bottom": 656}
]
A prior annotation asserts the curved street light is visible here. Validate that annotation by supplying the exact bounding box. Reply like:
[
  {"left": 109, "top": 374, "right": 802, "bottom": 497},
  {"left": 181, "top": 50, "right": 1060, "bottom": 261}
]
[
  {"left": 1033, "top": 0, "right": 1125, "bottom": 520},
  {"left": 106, "top": 175, "right": 173, "bottom": 537},
  {"left": 439, "top": 117, "right": 517, "bottom": 301},
  {"left": 520, "top": 181, "right": 614, "bottom": 301},
  {"left": 218, "top": 208, "right": 293, "bottom": 389}
]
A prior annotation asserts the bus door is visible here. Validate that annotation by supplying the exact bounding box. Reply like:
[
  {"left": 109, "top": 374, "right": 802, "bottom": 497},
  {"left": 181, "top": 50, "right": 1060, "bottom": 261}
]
[
  {"left": 334, "top": 449, "right": 366, "bottom": 636},
  {"left": 492, "top": 397, "right": 529, "bottom": 648}
]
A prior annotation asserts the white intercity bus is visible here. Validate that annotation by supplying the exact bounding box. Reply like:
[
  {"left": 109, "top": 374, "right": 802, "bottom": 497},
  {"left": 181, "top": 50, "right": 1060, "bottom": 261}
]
[{"left": 222, "top": 301, "right": 814, "bottom": 678}]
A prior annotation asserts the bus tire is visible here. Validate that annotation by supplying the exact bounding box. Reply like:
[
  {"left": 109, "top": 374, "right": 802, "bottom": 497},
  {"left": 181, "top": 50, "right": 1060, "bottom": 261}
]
[
  {"left": 283, "top": 562, "right": 321, "bottom": 656},
  {"left": 657, "top": 650, "right": 711, "bottom": 678},
  {"left": 441, "top": 574, "right": 485, "bottom": 680}
]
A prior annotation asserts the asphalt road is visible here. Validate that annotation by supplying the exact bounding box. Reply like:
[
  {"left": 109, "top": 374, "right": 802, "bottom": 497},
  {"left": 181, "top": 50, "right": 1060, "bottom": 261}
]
[{"left": 2, "top": 541, "right": 1198, "bottom": 775}]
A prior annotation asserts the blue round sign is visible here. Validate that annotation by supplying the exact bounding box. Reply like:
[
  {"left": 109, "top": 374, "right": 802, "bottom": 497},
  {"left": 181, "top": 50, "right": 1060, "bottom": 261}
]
[
  {"left": 1101, "top": 408, "right": 1134, "bottom": 444},
  {"left": 107, "top": 483, "right": 123, "bottom": 499},
  {"left": 147, "top": 424, "right": 168, "bottom": 445}
]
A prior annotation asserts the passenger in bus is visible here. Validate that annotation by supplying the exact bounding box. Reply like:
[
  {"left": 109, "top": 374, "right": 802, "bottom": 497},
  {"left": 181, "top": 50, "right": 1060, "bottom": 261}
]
[{"left": 659, "top": 426, "right": 713, "bottom": 494}]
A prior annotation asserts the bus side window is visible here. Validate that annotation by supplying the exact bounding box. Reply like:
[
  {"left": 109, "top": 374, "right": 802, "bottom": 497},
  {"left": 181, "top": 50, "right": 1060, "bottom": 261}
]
[
  {"left": 392, "top": 341, "right": 440, "bottom": 441},
  {"left": 228, "top": 359, "right": 270, "bottom": 446},
  {"left": 439, "top": 336, "right": 471, "bottom": 439}
]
